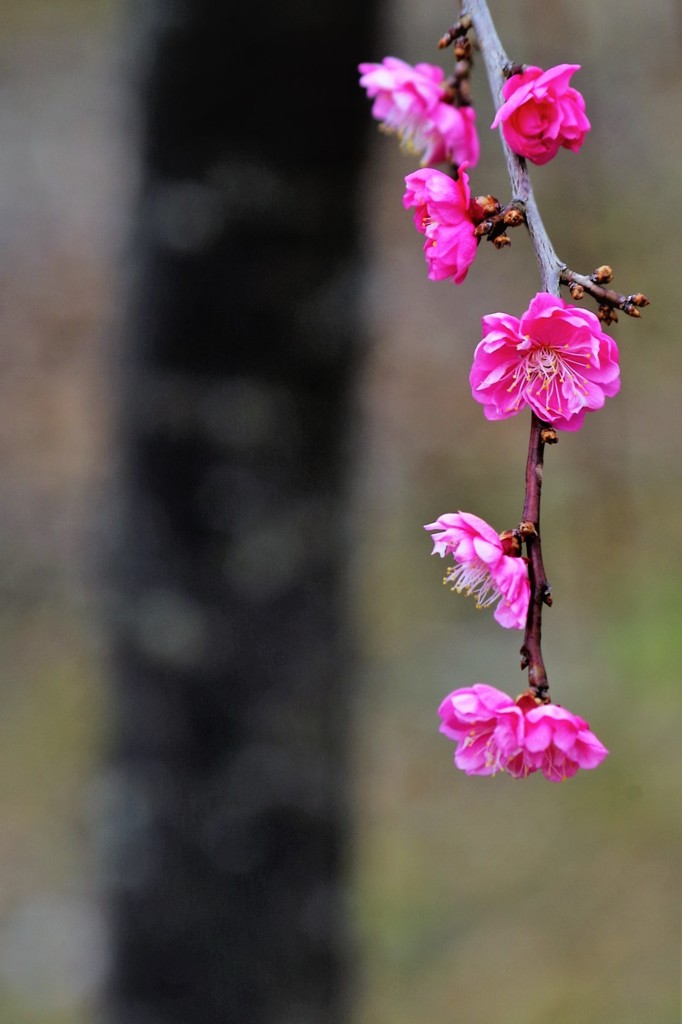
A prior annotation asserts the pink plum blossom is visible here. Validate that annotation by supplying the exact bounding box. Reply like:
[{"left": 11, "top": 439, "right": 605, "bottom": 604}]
[
  {"left": 438, "top": 684, "right": 524, "bottom": 775},
  {"left": 521, "top": 701, "right": 610, "bottom": 781},
  {"left": 403, "top": 167, "right": 479, "bottom": 284},
  {"left": 490, "top": 63, "right": 591, "bottom": 166},
  {"left": 424, "top": 510, "right": 530, "bottom": 629},
  {"left": 358, "top": 56, "right": 480, "bottom": 167},
  {"left": 438, "top": 685, "right": 609, "bottom": 781},
  {"left": 469, "top": 291, "right": 620, "bottom": 431}
]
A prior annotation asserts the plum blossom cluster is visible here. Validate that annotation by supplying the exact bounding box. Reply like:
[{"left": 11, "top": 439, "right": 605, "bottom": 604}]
[
  {"left": 360, "top": 53, "right": 591, "bottom": 289},
  {"left": 357, "top": 16, "right": 633, "bottom": 782},
  {"left": 438, "top": 684, "right": 608, "bottom": 782}
]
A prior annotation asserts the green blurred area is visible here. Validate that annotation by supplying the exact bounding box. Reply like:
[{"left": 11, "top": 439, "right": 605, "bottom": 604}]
[
  {"left": 0, "top": 0, "right": 680, "bottom": 1021},
  {"left": 0, "top": 0, "right": 119, "bottom": 1018}
]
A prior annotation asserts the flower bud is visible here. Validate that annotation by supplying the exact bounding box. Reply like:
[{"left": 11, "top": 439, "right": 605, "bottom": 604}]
[
  {"left": 568, "top": 282, "right": 584, "bottom": 300},
  {"left": 598, "top": 304, "right": 618, "bottom": 324},
  {"left": 454, "top": 37, "right": 472, "bottom": 60},
  {"left": 592, "top": 264, "right": 613, "bottom": 284},
  {"left": 503, "top": 207, "right": 525, "bottom": 227},
  {"left": 492, "top": 233, "right": 511, "bottom": 249},
  {"left": 502, "top": 63, "right": 525, "bottom": 79},
  {"left": 470, "top": 195, "right": 501, "bottom": 222}
]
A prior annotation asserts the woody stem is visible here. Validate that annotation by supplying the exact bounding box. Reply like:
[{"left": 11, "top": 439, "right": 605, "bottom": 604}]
[
  {"left": 460, "top": 0, "right": 564, "bottom": 293},
  {"left": 461, "top": 0, "right": 560, "bottom": 700},
  {"left": 520, "top": 413, "right": 553, "bottom": 701}
]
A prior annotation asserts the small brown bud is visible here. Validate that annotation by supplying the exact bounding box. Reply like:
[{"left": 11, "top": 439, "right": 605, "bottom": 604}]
[
  {"left": 473, "top": 221, "right": 491, "bottom": 238},
  {"left": 454, "top": 38, "right": 471, "bottom": 60},
  {"left": 598, "top": 304, "right": 618, "bottom": 324},
  {"left": 503, "top": 207, "right": 525, "bottom": 227},
  {"left": 622, "top": 304, "right": 641, "bottom": 318},
  {"left": 470, "top": 195, "right": 501, "bottom": 221},
  {"left": 629, "top": 292, "right": 650, "bottom": 307},
  {"left": 438, "top": 15, "right": 471, "bottom": 48},
  {"left": 492, "top": 233, "right": 511, "bottom": 249},
  {"left": 540, "top": 427, "right": 558, "bottom": 444},
  {"left": 519, "top": 521, "right": 537, "bottom": 540},
  {"left": 568, "top": 282, "right": 584, "bottom": 300},
  {"left": 592, "top": 264, "right": 613, "bottom": 284}
]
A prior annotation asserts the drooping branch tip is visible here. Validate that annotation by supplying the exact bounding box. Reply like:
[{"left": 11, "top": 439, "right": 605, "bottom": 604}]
[{"left": 438, "top": 15, "right": 472, "bottom": 50}]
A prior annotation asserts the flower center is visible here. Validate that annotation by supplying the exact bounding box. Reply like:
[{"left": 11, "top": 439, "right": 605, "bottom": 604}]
[
  {"left": 444, "top": 560, "right": 501, "bottom": 609},
  {"left": 506, "top": 343, "right": 591, "bottom": 417}
]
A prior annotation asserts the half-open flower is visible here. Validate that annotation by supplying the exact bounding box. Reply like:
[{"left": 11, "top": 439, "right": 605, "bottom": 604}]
[
  {"left": 359, "top": 56, "right": 480, "bottom": 167},
  {"left": 425, "top": 510, "right": 530, "bottom": 628},
  {"left": 490, "top": 63, "right": 590, "bottom": 165},
  {"left": 438, "top": 684, "right": 525, "bottom": 776},
  {"left": 519, "top": 700, "right": 609, "bottom": 781},
  {"left": 404, "top": 167, "right": 479, "bottom": 285}
]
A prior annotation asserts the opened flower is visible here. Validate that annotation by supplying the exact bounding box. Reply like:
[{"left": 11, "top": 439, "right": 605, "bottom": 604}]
[
  {"left": 358, "top": 56, "right": 480, "bottom": 167},
  {"left": 404, "top": 167, "right": 479, "bottom": 284},
  {"left": 520, "top": 698, "right": 610, "bottom": 781},
  {"left": 439, "top": 684, "right": 609, "bottom": 781},
  {"left": 491, "top": 63, "right": 590, "bottom": 165},
  {"left": 470, "top": 291, "right": 620, "bottom": 431},
  {"left": 424, "top": 510, "right": 530, "bottom": 628},
  {"left": 438, "top": 684, "right": 525, "bottom": 776}
]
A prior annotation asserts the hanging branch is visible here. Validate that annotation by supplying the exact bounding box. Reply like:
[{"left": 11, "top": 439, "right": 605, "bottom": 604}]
[
  {"left": 561, "top": 266, "right": 649, "bottom": 323},
  {"left": 445, "top": 2, "right": 650, "bottom": 322},
  {"left": 441, "top": 0, "right": 647, "bottom": 703},
  {"left": 358, "top": 0, "right": 625, "bottom": 776},
  {"left": 459, "top": 0, "right": 561, "bottom": 699},
  {"left": 454, "top": 0, "right": 564, "bottom": 296},
  {"left": 519, "top": 416, "right": 556, "bottom": 702}
]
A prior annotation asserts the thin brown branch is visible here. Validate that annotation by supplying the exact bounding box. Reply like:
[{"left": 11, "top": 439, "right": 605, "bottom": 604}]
[
  {"left": 518, "top": 415, "right": 555, "bottom": 702},
  {"left": 458, "top": 0, "right": 647, "bottom": 701},
  {"left": 459, "top": 1, "right": 649, "bottom": 318},
  {"left": 561, "top": 267, "right": 650, "bottom": 321},
  {"left": 461, "top": 0, "right": 560, "bottom": 698},
  {"left": 437, "top": 14, "right": 472, "bottom": 51}
]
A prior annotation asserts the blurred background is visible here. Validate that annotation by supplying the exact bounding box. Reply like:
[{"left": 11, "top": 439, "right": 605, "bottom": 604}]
[{"left": 0, "top": 0, "right": 679, "bottom": 1022}]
